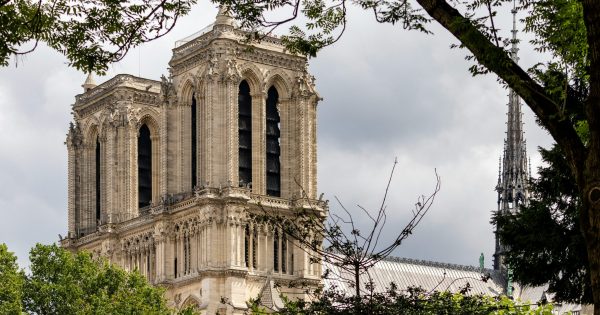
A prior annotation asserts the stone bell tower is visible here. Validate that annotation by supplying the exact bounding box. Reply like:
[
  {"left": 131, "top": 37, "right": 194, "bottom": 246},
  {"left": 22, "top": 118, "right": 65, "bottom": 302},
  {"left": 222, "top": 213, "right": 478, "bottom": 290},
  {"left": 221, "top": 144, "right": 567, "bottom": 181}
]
[{"left": 62, "top": 8, "right": 326, "bottom": 314}]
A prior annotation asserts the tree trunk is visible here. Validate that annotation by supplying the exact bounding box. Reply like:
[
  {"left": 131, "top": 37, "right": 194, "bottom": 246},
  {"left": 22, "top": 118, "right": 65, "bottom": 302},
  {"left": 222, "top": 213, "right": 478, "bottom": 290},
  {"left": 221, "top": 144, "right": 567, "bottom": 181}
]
[
  {"left": 581, "top": 1, "right": 600, "bottom": 314},
  {"left": 581, "top": 179, "right": 600, "bottom": 315}
]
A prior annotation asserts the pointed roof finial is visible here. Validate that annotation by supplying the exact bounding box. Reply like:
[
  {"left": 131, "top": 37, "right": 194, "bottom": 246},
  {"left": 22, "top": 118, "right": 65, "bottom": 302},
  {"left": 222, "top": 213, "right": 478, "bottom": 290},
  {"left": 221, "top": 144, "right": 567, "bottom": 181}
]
[
  {"left": 510, "top": 0, "right": 519, "bottom": 63},
  {"left": 215, "top": 5, "right": 234, "bottom": 27},
  {"left": 82, "top": 73, "right": 97, "bottom": 92}
]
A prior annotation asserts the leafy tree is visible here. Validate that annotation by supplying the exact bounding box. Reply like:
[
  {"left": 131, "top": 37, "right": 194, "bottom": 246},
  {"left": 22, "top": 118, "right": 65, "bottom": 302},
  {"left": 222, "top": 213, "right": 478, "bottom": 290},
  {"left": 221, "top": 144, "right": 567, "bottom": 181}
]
[
  {"left": 0, "top": 243, "right": 24, "bottom": 315},
  {"left": 212, "top": 0, "right": 600, "bottom": 312},
  {"left": 248, "top": 285, "right": 556, "bottom": 314},
  {"left": 22, "top": 243, "right": 172, "bottom": 314},
  {"left": 494, "top": 144, "right": 591, "bottom": 304},
  {"left": 0, "top": 0, "right": 196, "bottom": 73}
]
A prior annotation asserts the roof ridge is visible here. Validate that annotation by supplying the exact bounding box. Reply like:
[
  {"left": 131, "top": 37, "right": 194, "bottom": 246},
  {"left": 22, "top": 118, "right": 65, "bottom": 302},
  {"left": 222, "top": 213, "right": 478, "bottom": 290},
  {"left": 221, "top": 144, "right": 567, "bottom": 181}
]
[{"left": 382, "top": 256, "right": 496, "bottom": 273}]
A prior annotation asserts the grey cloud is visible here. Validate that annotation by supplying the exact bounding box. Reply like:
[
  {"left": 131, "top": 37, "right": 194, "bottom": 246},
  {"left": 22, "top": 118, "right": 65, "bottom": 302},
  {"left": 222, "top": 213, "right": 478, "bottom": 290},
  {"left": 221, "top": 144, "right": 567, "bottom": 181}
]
[{"left": 0, "top": 2, "right": 555, "bottom": 270}]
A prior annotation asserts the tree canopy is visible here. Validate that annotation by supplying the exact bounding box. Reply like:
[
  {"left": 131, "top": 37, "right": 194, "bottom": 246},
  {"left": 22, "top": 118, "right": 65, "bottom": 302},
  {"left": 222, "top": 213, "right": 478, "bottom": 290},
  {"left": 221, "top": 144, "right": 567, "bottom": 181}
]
[
  {"left": 249, "top": 285, "right": 556, "bottom": 315},
  {"left": 0, "top": 244, "right": 23, "bottom": 314},
  {"left": 0, "top": 243, "right": 180, "bottom": 314},
  {"left": 0, "top": 0, "right": 196, "bottom": 74}
]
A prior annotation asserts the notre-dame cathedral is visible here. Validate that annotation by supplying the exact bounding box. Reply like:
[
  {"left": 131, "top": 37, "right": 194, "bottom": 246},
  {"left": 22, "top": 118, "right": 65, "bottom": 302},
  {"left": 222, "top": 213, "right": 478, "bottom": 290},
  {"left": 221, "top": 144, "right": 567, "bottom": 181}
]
[
  {"left": 60, "top": 5, "right": 591, "bottom": 315},
  {"left": 61, "top": 8, "right": 326, "bottom": 313}
]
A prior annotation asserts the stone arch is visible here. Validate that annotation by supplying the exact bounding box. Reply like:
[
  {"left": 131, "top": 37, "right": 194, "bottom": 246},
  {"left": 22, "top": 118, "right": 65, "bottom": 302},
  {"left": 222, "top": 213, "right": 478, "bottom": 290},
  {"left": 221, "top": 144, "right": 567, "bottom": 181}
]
[
  {"left": 238, "top": 62, "right": 264, "bottom": 94},
  {"left": 82, "top": 116, "right": 101, "bottom": 144},
  {"left": 180, "top": 294, "right": 203, "bottom": 311},
  {"left": 177, "top": 73, "right": 200, "bottom": 106},
  {"left": 137, "top": 108, "right": 161, "bottom": 135},
  {"left": 84, "top": 123, "right": 100, "bottom": 145},
  {"left": 264, "top": 69, "right": 293, "bottom": 100}
]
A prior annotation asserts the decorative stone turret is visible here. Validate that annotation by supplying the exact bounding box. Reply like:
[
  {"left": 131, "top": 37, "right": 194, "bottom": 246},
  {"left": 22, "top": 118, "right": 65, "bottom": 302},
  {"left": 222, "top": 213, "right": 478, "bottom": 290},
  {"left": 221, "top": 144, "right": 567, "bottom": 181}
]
[
  {"left": 214, "top": 5, "right": 235, "bottom": 27},
  {"left": 82, "top": 73, "right": 97, "bottom": 92}
]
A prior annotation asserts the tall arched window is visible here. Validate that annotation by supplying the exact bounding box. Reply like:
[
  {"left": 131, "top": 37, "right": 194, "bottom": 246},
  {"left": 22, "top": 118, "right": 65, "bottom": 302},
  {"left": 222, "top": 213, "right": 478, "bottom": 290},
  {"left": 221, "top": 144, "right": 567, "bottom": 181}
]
[
  {"left": 266, "top": 86, "right": 281, "bottom": 196},
  {"left": 95, "top": 136, "right": 101, "bottom": 223},
  {"left": 191, "top": 93, "right": 197, "bottom": 189},
  {"left": 274, "top": 230, "right": 279, "bottom": 272},
  {"left": 238, "top": 80, "right": 252, "bottom": 186},
  {"left": 138, "top": 124, "right": 152, "bottom": 208}
]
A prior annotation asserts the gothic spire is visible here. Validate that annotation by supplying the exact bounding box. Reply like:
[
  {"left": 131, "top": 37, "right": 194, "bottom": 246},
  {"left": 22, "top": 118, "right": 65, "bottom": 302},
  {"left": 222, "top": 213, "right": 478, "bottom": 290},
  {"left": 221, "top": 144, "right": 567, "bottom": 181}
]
[{"left": 494, "top": 1, "right": 530, "bottom": 271}]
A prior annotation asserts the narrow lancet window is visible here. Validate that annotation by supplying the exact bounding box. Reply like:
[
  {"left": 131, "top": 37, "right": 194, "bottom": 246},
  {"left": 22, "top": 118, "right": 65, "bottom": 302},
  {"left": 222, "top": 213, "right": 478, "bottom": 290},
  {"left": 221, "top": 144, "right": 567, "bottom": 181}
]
[
  {"left": 282, "top": 233, "right": 287, "bottom": 273},
  {"left": 252, "top": 228, "right": 258, "bottom": 268},
  {"left": 138, "top": 124, "right": 152, "bottom": 208},
  {"left": 191, "top": 93, "right": 197, "bottom": 189},
  {"left": 95, "top": 136, "right": 101, "bottom": 223},
  {"left": 266, "top": 86, "right": 281, "bottom": 196},
  {"left": 274, "top": 230, "right": 279, "bottom": 272},
  {"left": 238, "top": 80, "right": 252, "bottom": 186},
  {"left": 245, "top": 225, "right": 250, "bottom": 267}
]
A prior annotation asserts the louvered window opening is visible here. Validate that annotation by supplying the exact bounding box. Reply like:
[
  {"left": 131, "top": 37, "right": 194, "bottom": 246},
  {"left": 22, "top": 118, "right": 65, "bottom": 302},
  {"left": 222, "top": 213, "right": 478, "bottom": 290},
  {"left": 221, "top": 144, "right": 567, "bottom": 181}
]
[
  {"left": 274, "top": 230, "right": 279, "bottom": 272},
  {"left": 252, "top": 228, "right": 258, "bottom": 267},
  {"left": 238, "top": 81, "right": 252, "bottom": 186},
  {"left": 138, "top": 124, "right": 152, "bottom": 208},
  {"left": 282, "top": 233, "right": 287, "bottom": 273},
  {"left": 191, "top": 93, "right": 197, "bottom": 189},
  {"left": 95, "top": 137, "right": 101, "bottom": 223},
  {"left": 245, "top": 225, "right": 250, "bottom": 267},
  {"left": 184, "top": 232, "right": 191, "bottom": 275},
  {"left": 266, "top": 86, "right": 280, "bottom": 196}
]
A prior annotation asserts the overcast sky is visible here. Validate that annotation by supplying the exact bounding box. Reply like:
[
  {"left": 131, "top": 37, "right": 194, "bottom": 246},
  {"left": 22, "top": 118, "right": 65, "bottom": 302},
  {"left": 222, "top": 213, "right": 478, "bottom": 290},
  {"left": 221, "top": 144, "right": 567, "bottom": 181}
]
[{"left": 0, "top": 2, "right": 554, "bottom": 269}]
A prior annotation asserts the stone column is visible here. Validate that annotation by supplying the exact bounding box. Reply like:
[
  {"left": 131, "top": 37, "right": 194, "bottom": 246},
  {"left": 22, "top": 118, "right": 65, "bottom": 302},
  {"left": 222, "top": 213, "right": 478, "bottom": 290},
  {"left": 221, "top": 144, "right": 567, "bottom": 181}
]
[
  {"left": 104, "top": 123, "right": 115, "bottom": 222},
  {"left": 160, "top": 101, "right": 168, "bottom": 197},
  {"left": 128, "top": 123, "right": 138, "bottom": 217},
  {"left": 66, "top": 127, "right": 81, "bottom": 237},
  {"left": 204, "top": 76, "right": 216, "bottom": 187}
]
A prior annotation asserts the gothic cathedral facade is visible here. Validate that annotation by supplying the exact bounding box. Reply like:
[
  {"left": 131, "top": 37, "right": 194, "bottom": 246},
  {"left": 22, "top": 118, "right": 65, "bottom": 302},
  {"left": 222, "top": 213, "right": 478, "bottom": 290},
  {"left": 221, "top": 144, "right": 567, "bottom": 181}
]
[{"left": 61, "top": 10, "right": 326, "bottom": 314}]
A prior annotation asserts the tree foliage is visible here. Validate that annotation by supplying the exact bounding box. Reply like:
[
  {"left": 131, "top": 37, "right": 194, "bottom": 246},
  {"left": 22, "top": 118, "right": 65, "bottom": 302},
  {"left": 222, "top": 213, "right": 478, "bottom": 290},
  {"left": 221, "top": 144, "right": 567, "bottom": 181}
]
[
  {"left": 23, "top": 243, "right": 172, "bottom": 314},
  {"left": 248, "top": 285, "right": 555, "bottom": 315},
  {"left": 0, "top": 0, "right": 196, "bottom": 73},
  {"left": 494, "top": 145, "right": 591, "bottom": 304},
  {"left": 0, "top": 243, "right": 183, "bottom": 314},
  {"left": 0, "top": 244, "right": 24, "bottom": 315}
]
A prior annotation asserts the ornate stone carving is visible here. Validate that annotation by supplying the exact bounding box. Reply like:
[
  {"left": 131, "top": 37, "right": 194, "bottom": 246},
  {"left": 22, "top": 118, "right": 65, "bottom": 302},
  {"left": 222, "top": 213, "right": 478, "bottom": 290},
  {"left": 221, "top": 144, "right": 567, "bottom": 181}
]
[
  {"left": 126, "top": 105, "right": 143, "bottom": 128},
  {"left": 160, "top": 74, "right": 177, "bottom": 104},
  {"left": 205, "top": 54, "right": 220, "bottom": 81},
  {"left": 294, "top": 64, "right": 318, "bottom": 98},
  {"left": 223, "top": 58, "right": 241, "bottom": 82},
  {"left": 66, "top": 122, "right": 83, "bottom": 149}
]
